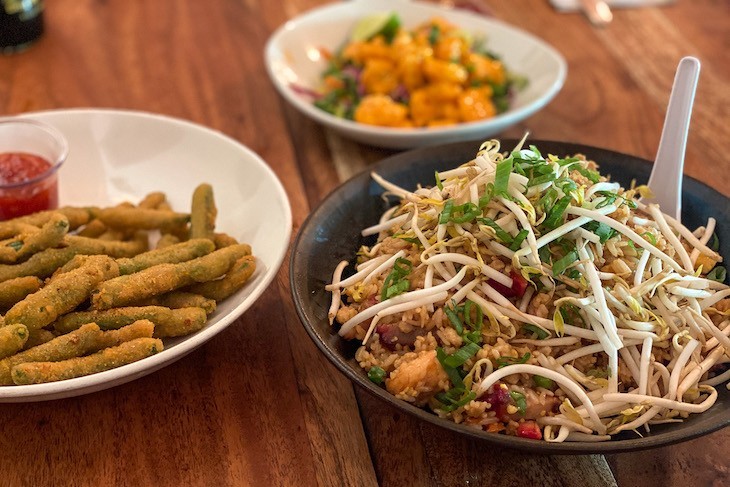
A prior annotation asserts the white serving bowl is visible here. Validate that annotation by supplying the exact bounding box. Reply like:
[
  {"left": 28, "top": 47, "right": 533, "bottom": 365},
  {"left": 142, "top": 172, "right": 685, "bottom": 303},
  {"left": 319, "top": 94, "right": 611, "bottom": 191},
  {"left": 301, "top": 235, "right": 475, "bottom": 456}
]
[{"left": 265, "top": 0, "right": 567, "bottom": 149}]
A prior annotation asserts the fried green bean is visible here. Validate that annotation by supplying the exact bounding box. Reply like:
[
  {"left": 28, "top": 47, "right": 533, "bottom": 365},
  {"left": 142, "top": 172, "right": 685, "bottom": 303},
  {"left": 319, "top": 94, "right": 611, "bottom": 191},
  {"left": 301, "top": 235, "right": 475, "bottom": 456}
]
[
  {"left": 0, "top": 276, "right": 43, "bottom": 309},
  {"left": 0, "top": 213, "right": 69, "bottom": 264},
  {"left": 0, "top": 247, "right": 79, "bottom": 282},
  {"left": 63, "top": 232, "right": 149, "bottom": 258},
  {"left": 213, "top": 232, "right": 239, "bottom": 249},
  {"left": 138, "top": 192, "right": 167, "bottom": 209},
  {"left": 140, "top": 291, "right": 217, "bottom": 315},
  {"left": 11, "top": 337, "right": 164, "bottom": 385},
  {"left": 0, "top": 221, "right": 39, "bottom": 240},
  {"left": 24, "top": 329, "right": 56, "bottom": 349},
  {"left": 4, "top": 255, "right": 119, "bottom": 331},
  {"left": 96, "top": 207, "right": 189, "bottom": 230},
  {"left": 94, "top": 319, "right": 155, "bottom": 348},
  {"left": 0, "top": 323, "right": 103, "bottom": 384},
  {"left": 52, "top": 306, "right": 207, "bottom": 337},
  {"left": 155, "top": 234, "right": 181, "bottom": 249},
  {"left": 76, "top": 219, "right": 108, "bottom": 238},
  {"left": 91, "top": 244, "right": 250, "bottom": 309},
  {"left": 12, "top": 206, "right": 97, "bottom": 230},
  {"left": 0, "top": 324, "right": 28, "bottom": 360},
  {"left": 116, "top": 238, "right": 215, "bottom": 275},
  {"left": 188, "top": 255, "right": 256, "bottom": 302},
  {"left": 190, "top": 183, "right": 217, "bottom": 240}
]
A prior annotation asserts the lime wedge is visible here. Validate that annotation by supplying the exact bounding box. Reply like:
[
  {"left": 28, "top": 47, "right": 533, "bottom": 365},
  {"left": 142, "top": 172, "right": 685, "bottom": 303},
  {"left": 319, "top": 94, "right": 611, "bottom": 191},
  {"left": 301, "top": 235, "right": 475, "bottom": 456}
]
[{"left": 350, "top": 12, "right": 400, "bottom": 43}]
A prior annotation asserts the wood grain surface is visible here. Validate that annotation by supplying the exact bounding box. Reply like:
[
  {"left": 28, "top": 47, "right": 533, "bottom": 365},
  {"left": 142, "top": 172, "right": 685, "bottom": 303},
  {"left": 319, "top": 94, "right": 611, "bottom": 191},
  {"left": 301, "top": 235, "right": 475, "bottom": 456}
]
[{"left": 0, "top": 1, "right": 727, "bottom": 486}]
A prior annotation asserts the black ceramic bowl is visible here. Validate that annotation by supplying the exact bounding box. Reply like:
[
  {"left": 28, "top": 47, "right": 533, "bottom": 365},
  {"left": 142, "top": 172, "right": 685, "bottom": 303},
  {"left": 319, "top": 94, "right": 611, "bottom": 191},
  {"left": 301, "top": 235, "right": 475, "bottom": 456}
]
[{"left": 290, "top": 139, "right": 730, "bottom": 454}]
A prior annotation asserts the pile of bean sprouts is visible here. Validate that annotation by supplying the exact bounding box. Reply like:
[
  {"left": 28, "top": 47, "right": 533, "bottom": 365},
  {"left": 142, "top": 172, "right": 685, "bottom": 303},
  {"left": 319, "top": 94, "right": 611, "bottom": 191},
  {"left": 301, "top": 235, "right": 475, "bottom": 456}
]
[{"left": 327, "top": 137, "right": 728, "bottom": 441}]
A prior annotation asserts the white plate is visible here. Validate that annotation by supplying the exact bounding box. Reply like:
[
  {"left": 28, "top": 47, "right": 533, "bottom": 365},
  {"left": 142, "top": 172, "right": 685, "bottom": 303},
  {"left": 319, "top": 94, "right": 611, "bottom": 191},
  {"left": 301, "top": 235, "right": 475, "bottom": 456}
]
[
  {"left": 265, "top": 0, "right": 567, "bottom": 149},
  {"left": 0, "top": 108, "right": 292, "bottom": 402}
]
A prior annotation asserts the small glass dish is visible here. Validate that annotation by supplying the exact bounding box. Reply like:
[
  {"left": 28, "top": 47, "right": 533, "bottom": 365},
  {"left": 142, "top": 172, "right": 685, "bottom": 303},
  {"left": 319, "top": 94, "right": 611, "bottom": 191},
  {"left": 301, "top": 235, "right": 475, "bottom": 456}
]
[{"left": 0, "top": 118, "right": 68, "bottom": 220}]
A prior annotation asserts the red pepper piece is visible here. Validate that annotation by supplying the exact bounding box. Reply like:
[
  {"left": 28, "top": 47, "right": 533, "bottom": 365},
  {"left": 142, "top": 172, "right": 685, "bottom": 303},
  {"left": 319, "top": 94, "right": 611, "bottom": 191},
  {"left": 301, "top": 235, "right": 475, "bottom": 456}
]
[{"left": 488, "top": 270, "right": 529, "bottom": 298}]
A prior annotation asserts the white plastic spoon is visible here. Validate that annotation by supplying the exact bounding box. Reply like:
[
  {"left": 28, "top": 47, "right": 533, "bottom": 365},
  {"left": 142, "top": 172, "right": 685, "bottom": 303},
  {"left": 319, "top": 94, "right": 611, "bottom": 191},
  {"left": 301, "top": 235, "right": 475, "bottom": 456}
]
[{"left": 643, "top": 56, "right": 701, "bottom": 221}]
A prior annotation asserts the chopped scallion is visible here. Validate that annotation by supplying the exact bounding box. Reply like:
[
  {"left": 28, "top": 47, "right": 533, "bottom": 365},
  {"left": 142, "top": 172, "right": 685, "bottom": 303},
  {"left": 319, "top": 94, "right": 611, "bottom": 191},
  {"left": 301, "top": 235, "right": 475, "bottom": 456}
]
[{"left": 707, "top": 266, "right": 727, "bottom": 283}]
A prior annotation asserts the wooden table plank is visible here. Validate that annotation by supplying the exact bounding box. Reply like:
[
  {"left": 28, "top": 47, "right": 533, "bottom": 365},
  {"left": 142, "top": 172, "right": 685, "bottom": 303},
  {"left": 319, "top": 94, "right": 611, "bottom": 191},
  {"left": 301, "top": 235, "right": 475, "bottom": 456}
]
[{"left": 0, "top": 1, "right": 726, "bottom": 486}]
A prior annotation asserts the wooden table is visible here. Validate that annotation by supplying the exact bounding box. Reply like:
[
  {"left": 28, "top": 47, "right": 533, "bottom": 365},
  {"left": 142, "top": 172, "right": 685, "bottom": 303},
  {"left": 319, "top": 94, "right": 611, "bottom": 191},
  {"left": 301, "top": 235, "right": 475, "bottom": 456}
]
[{"left": 0, "top": 1, "right": 728, "bottom": 485}]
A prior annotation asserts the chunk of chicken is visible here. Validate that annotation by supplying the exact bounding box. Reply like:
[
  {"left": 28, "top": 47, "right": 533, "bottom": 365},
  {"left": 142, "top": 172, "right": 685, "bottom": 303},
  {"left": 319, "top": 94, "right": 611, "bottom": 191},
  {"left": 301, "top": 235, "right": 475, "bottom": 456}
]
[{"left": 385, "top": 350, "right": 448, "bottom": 405}]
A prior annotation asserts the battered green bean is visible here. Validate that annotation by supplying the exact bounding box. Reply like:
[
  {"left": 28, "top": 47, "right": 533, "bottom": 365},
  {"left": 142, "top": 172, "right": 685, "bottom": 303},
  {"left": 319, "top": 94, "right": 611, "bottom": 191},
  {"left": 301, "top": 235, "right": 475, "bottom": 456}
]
[
  {"left": 0, "top": 324, "right": 28, "bottom": 360},
  {"left": 24, "top": 329, "right": 56, "bottom": 349},
  {"left": 0, "top": 247, "right": 79, "bottom": 282},
  {"left": 63, "top": 232, "right": 149, "bottom": 258},
  {"left": 0, "top": 276, "right": 43, "bottom": 309},
  {"left": 138, "top": 192, "right": 167, "bottom": 209},
  {"left": 97, "top": 207, "right": 189, "bottom": 230},
  {"left": 140, "top": 291, "right": 217, "bottom": 315},
  {"left": 91, "top": 244, "right": 251, "bottom": 309},
  {"left": 76, "top": 219, "right": 108, "bottom": 238},
  {"left": 11, "top": 337, "right": 164, "bottom": 385},
  {"left": 94, "top": 319, "right": 155, "bottom": 348},
  {"left": 0, "top": 213, "right": 69, "bottom": 264},
  {"left": 188, "top": 255, "right": 256, "bottom": 302},
  {"left": 52, "top": 306, "right": 207, "bottom": 338},
  {"left": 0, "top": 323, "right": 103, "bottom": 384},
  {"left": 116, "top": 238, "right": 215, "bottom": 275},
  {"left": 190, "top": 183, "right": 217, "bottom": 240},
  {"left": 4, "top": 255, "right": 119, "bottom": 331},
  {"left": 0, "top": 221, "right": 39, "bottom": 240},
  {"left": 12, "top": 206, "right": 97, "bottom": 230},
  {"left": 155, "top": 234, "right": 181, "bottom": 249},
  {"left": 213, "top": 232, "right": 239, "bottom": 249}
]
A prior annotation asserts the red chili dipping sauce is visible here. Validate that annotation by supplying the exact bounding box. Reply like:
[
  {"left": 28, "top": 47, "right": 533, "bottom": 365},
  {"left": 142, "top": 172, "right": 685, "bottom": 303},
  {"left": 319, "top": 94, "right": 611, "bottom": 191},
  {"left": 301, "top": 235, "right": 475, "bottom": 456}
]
[{"left": 0, "top": 152, "right": 58, "bottom": 220}]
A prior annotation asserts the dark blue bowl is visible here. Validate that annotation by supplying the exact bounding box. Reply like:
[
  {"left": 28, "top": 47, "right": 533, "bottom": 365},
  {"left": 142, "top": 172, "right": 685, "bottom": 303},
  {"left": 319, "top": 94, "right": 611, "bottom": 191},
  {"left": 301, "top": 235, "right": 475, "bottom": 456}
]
[{"left": 290, "top": 139, "right": 729, "bottom": 454}]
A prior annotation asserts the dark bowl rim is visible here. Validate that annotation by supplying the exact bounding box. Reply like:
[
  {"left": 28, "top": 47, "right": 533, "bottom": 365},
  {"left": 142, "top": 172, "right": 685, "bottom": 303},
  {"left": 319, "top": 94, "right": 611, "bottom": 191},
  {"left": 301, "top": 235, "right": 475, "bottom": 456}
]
[{"left": 289, "top": 138, "right": 730, "bottom": 455}]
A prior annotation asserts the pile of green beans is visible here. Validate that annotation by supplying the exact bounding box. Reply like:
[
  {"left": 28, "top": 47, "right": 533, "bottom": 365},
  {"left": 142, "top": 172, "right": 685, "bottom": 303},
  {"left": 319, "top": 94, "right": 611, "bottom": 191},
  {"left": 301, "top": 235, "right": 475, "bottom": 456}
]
[{"left": 0, "top": 184, "right": 255, "bottom": 385}]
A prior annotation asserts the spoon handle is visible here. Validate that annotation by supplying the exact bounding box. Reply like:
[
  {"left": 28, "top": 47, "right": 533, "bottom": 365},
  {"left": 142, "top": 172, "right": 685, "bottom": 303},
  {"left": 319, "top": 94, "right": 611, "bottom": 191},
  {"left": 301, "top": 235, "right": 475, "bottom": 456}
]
[{"left": 646, "top": 56, "right": 701, "bottom": 221}]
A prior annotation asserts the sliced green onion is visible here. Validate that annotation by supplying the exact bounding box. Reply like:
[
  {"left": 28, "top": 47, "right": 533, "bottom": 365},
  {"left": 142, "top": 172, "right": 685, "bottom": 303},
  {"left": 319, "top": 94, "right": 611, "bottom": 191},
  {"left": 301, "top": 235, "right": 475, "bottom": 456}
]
[
  {"left": 478, "top": 183, "right": 494, "bottom": 208},
  {"left": 437, "top": 348, "right": 465, "bottom": 388},
  {"left": 710, "top": 232, "right": 720, "bottom": 252},
  {"left": 509, "top": 230, "right": 529, "bottom": 251},
  {"left": 556, "top": 156, "right": 580, "bottom": 167},
  {"left": 537, "top": 188, "right": 558, "bottom": 211},
  {"left": 641, "top": 232, "right": 657, "bottom": 246},
  {"left": 533, "top": 375, "right": 554, "bottom": 389},
  {"left": 496, "top": 352, "right": 530, "bottom": 368},
  {"left": 380, "top": 257, "right": 412, "bottom": 300},
  {"left": 463, "top": 299, "right": 483, "bottom": 332},
  {"left": 435, "top": 389, "right": 476, "bottom": 412},
  {"left": 582, "top": 221, "right": 616, "bottom": 243},
  {"left": 707, "top": 266, "right": 727, "bottom": 283},
  {"left": 442, "top": 341, "right": 481, "bottom": 368},
  {"left": 435, "top": 171, "right": 444, "bottom": 191},
  {"left": 494, "top": 158, "right": 513, "bottom": 196},
  {"left": 527, "top": 172, "right": 556, "bottom": 187},
  {"left": 509, "top": 391, "right": 527, "bottom": 415},
  {"left": 576, "top": 166, "right": 600, "bottom": 184},
  {"left": 523, "top": 324, "right": 549, "bottom": 340},
  {"left": 552, "top": 250, "right": 578, "bottom": 276},
  {"left": 542, "top": 196, "right": 571, "bottom": 230},
  {"left": 478, "top": 218, "right": 513, "bottom": 244},
  {"left": 439, "top": 199, "right": 454, "bottom": 224},
  {"left": 450, "top": 202, "right": 481, "bottom": 224},
  {"left": 383, "top": 279, "right": 409, "bottom": 299},
  {"left": 445, "top": 306, "right": 464, "bottom": 335}
]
